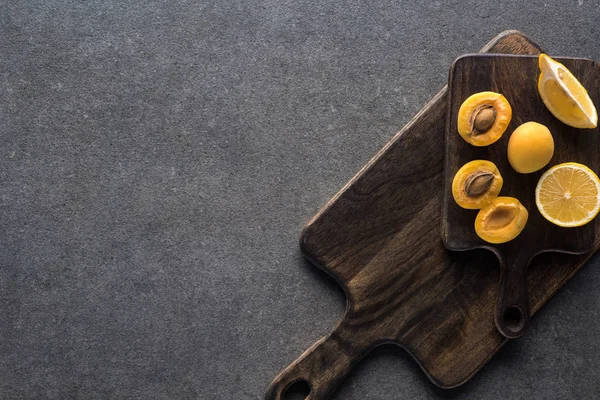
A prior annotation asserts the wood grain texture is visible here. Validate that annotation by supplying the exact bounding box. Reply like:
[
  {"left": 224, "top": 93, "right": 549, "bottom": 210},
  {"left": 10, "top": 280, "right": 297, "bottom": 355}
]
[
  {"left": 265, "top": 31, "right": 600, "bottom": 400},
  {"left": 442, "top": 55, "right": 600, "bottom": 338}
]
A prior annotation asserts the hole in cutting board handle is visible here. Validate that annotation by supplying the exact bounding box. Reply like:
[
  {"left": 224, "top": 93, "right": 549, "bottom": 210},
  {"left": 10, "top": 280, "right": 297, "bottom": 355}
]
[
  {"left": 283, "top": 380, "right": 311, "bottom": 400},
  {"left": 503, "top": 306, "right": 525, "bottom": 333}
]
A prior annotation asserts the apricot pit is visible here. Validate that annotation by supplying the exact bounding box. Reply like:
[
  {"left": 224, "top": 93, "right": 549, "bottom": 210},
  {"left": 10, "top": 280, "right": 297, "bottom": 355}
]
[
  {"left": 452, "top": 160, "right": 503, "bottom": 209},
  {"left": 458, "top": 91, "right": 512, "bottom": 146}
]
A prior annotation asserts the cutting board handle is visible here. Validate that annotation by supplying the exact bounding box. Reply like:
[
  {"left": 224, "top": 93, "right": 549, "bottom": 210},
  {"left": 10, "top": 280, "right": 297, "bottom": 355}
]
[
  {"left": 265, "top": 322, "right": 372, "bottom": 400},
  {"left": 493, "top": 248, "right": 531, "bottom": 338}
]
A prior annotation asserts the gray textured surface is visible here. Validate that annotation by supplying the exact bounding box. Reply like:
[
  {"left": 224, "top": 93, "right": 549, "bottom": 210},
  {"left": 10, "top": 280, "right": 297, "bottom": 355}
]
[{"left": 1, "top": 1, "right": 600, "bottom": 399}]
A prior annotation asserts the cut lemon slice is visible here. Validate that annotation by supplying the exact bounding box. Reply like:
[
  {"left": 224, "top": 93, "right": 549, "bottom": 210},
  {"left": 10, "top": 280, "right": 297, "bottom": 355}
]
[
  {"left": 535, "top": 162, "right": 600, "bottom": 227},
  {"left": 538, "top": 54, "right": 597, "bottom": 129}
]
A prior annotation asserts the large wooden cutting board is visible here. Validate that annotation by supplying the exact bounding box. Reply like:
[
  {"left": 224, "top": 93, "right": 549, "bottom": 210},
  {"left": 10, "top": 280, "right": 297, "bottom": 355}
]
[{"left": 266, "top": 31, "right": 598, "bottom": 400}]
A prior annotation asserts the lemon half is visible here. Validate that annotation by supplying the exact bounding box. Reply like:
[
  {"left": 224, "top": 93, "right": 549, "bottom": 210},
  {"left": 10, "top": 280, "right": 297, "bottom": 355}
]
[{"left": 535, "top": 162, "right": 600, "bottom": 227}]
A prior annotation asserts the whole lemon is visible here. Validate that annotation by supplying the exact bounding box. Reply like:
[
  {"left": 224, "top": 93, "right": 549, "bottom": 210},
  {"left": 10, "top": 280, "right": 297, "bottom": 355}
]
[{"left": 507, "top": 122, "right": 554, "bottom": 174}]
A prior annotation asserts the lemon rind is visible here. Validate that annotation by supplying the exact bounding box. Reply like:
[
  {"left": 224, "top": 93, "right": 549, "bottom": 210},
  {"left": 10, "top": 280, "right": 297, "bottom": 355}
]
[
  {"left": 535, "top": 162, "right": 600, "bottom": 227},
  {"left": 538, "top": 54, "right": 598, "bottom": 128}
]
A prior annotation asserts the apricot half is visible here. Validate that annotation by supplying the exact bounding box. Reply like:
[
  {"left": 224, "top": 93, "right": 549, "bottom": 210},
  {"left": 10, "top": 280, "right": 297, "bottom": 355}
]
[
  {"left": 457, "top": 91, "right": 512, "bottom": 147},
  {"left": 452, "top": 160, "right": 503, "bottom": 209},
  {"left": 475, "top": 197, "right": 528, "bottom": 244},
  {"left": 507, "top": 121, "right": 554, "bottom": 174}
]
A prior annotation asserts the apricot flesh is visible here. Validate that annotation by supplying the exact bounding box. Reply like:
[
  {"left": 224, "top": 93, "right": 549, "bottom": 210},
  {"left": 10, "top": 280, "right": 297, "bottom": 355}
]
[
  {"left": 475, "top": 197, "right": 528, "bottom": 244},
  {"left": 507, "top": 121, "right": 554, "bottom": 174},
  {"left": 452, "top": 160, "right": 503, "bottom": 209},
  {"left": 457, "top": 91, "right": 512, "bottom": 147}
]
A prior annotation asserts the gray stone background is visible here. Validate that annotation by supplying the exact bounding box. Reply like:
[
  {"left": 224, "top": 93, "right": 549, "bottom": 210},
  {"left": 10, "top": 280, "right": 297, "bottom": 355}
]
[{"left": 1, "top": 1, "right": 600, "bottom": 399}]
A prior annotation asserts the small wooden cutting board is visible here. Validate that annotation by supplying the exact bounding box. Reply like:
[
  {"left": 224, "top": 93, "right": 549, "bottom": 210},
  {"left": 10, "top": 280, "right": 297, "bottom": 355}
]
[
  {"left": 266, "top": 31, "right": 600, "bottom": 400},
  {"left": 442, "top": 54, "right": 600, "bottom": 338}
]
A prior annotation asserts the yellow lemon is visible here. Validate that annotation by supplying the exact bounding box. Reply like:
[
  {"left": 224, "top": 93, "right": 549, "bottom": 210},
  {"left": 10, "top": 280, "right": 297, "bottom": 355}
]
[
  {"left": 535, "top": 162, "right": 600, "bottom": 227},
  {"left": 538, "top": 54, "right": 597, "bottom": 129}
]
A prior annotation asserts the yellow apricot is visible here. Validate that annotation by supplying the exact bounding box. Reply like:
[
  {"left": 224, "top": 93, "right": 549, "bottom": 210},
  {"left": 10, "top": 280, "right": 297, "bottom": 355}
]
[
  {"left": 507, "top": 122, "right": 554, "bottom": 174},
  {"left": 475, "top": 197, "right": 528, "bottom": 244},
  {"left": 452, "top": 160, "right": 503, "bottom": 209},
  {"left": 457, "top": 91, "right": 512, "bottom": 147}
]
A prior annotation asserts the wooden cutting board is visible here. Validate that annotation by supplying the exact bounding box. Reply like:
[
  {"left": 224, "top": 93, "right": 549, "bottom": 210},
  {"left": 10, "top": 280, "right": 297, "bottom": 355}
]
[
  {"left": 266, "top": 31, "right": 599, "bottom": 400},
  {"left": 443, "top": 55, "right": 600, "bottom": 338}
]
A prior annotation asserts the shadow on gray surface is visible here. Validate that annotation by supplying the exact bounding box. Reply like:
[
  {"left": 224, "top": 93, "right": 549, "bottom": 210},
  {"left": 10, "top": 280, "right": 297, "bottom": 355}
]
[
  {"left": 299, "top": 255, "right": 347, "bottom": 310},
  {"left": 329, "top": 341, "right": 525, "bottom": 400}
]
